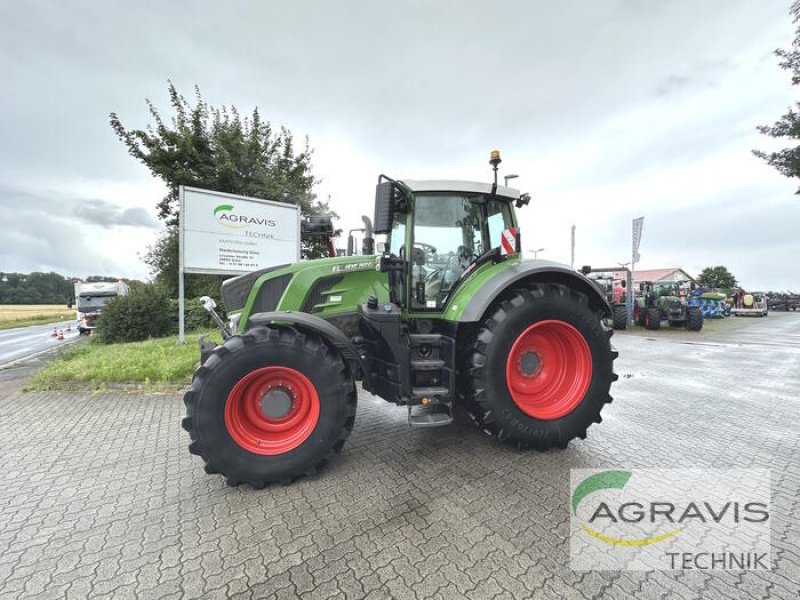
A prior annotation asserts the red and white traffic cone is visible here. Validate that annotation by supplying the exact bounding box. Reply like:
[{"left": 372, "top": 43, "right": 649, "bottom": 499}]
[
  {"left": 66, "top": 324, "right": 72, "bottom": 332},
  {"left": 57, "top": 330, "right": 64, "bottom": 341},
  {"left": 51, "top": 328, "right": 58, "bottom": 337}
]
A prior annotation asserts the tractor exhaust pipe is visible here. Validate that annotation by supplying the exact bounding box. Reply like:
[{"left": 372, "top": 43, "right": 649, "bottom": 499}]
[{"left": 361, "top": 215, "right": 374, "bottom": 255}]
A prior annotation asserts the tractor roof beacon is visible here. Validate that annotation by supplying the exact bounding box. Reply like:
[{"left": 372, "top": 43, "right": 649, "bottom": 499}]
[{"left": 183, "top": 151, "right": 619, "bottom": 488}]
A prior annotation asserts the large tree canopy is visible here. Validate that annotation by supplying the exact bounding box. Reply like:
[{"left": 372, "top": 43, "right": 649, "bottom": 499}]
[
  {"left": 754, "top": 2, "right": 800, "bottom": 193},
  {"left": 697, "top": 265, "right": 737, "bottom": 289},
  {"left": 110, "top": 83, "right": 335, "bottom": 298}
]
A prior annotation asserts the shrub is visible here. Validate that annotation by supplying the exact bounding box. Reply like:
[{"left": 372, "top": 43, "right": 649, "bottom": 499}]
[
  {"left": 95, "top": 285, "right": 174, "bottom": 344},
  {"left": 168, "top": 298, "right": 216, "bottom": 332}
]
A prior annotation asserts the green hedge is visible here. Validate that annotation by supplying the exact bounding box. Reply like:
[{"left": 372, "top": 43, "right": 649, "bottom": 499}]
[{"left": 94, "top": 286, "right": 215, "bottom": 344}]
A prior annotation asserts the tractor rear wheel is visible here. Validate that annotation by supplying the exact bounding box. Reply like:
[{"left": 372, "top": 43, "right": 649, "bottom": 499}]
[
  {"left": 182, "top": 326, "right": 357, "bottom": 487},
  {"left": 644, "top": 307, "right": 661, "bottom": 330},
  {"left": 612, "top": 304, "right": 628, "bottom": 330},
  {"left": 467, "top": 283, "right": 617, "bottom": 450},
  {"left": 686, "top": 307, "right": 703, "bottom": 331}
]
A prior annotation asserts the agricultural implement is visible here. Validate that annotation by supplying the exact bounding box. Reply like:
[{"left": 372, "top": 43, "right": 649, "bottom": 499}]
[
  {"left": 183, "top": 152, "right": 618, "bottom": 487},
  {"left": 732, "top": 290, "right": 768, "bottom": 317}
]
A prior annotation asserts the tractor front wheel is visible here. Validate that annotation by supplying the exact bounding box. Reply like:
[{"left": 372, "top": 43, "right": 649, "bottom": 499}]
[
  {"left": 644, "top": 307, "right": 661, "bottom": 330},
  {"left": 685, "top": 307, "right": 703, "bottom": 331},
  {"left": 182, "top": 326, "right": 356, "bottom": 487},
  {"left": 467, "top": 283, "right": 617, "bottom": 450}
]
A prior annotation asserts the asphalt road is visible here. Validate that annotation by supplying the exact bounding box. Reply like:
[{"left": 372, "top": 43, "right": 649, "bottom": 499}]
[
  {"left": 0, "top": 312, "right": 798, "bottom": 598},
  {"left": 0, "top": 319, "right": 80, "bottom": 367}
]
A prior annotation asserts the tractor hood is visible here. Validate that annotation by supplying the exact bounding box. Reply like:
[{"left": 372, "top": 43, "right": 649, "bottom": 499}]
[
  {"left": 224, "top": 255, "right": 389, "bottom": 331},
  {"left": 222, "top": 255, "right": 378, "bottom": 312}
]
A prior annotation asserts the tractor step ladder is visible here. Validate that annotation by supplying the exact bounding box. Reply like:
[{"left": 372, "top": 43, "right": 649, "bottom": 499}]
[
  {"left": 407, "top": 333, "right": 453, "bottom": 427},
  {"left": 407, "top": 402, "right": 454, "bottom": 427}
]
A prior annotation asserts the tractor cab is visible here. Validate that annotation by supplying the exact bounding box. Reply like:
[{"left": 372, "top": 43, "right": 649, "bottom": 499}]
[{"left": 374, "top": 178, "right": 524, "bottom": 312}]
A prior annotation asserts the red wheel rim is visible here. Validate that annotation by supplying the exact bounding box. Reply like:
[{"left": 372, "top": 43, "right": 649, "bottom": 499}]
[
  {"left": 225, "top": 366, "right": 320, "bottom": 455},
  {"left": 505, "top": 320, "right": 592, "bottom": 420}
]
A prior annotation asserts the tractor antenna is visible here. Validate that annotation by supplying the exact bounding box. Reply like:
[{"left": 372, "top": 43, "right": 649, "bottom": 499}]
[{"left": 489, "top": 149, "right": 502, "bottom": 196}]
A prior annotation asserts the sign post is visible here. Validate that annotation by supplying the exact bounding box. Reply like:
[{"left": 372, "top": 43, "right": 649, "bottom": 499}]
[
  {"left": 630, "top": 216, "right": 645, "bottom": 325},
  {"left": 177, "top": 186, "right": 301, "bottom": 343}
]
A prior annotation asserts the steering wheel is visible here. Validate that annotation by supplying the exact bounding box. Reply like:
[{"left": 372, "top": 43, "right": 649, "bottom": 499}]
[
  {"left": 440, "top": 246, "right": 476, "bottom": 290},
  {"left": 398, "top": 242, "right": 437, "bottom": 259}
]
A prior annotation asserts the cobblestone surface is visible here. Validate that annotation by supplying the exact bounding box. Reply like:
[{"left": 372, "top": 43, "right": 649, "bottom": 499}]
[{"left": 0, "top": 313, "right": 798, "bottom": 599}]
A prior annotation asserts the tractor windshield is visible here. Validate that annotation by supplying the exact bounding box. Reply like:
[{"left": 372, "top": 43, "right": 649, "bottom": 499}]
[{"left": 410, "top": 193, "right": 514, "bottom": 310}]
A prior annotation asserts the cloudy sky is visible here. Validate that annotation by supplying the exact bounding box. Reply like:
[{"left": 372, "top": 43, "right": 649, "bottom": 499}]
[{"left": 1, "top": 0, "right": 799, "bottom": 289}]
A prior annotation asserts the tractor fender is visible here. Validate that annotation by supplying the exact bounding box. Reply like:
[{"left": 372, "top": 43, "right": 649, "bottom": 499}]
[
  {"left": 246, "top": 311, "right": 368, "bottom": 384},
  {"left": 457, "top": 260, "right": 611, "bottom": 322}
]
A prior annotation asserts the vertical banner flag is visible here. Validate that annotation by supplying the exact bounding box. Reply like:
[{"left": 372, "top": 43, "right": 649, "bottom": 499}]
[{"left": 632, "top": 216, "right": 644, "bottom": 264}]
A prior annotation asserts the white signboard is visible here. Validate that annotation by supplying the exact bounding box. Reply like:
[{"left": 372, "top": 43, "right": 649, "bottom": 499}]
[{"left": 180, "top": 186, "right": 300, "bottom": 275}]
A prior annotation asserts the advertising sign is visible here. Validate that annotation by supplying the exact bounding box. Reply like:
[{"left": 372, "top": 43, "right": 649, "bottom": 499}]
[
  {"left": 632, "top": 216, "right": 644, "bottom": 265},
  {"left": 180, "top": 186, "right": 300, "bottom": 275}
]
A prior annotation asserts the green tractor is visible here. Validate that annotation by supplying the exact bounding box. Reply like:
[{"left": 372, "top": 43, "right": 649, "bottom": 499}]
[
  {"left": 634, "top": 280, "right": 703, "bottom": 331},
  {"left": 183, "top": 152, "right": 619, "bottom": 487}
]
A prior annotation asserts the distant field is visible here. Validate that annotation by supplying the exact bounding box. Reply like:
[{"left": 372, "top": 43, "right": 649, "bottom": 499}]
[{"left": 0, "top": 305, "right": 72, "bottom": 330}]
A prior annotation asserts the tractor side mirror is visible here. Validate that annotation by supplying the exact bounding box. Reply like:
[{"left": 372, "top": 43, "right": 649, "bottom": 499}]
[
  {"left": 301, "top": 215, "right": 334, "bottom": 237},
  {"left": 639, "top": 282, "right": 645, "bottom": 293},
  {"left": 621, "top": 280, "right": 626, "bottom": 289},
  {"left": 67, "top": 296, "right": 74, "bottom": 308},
  {"left": 373, "top": 182, "right": 396, "bottom": 234}
]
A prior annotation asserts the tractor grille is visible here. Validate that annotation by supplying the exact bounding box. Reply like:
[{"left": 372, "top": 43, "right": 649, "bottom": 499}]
[
  {"left": 221, "top": 264, "right": 289, "bottom": 311},
  {"left": 302, "top": 275, "right": 344, "bottom": 313},
  {"left": 250, "top": 274, "right": 293, "bottom": 314}
]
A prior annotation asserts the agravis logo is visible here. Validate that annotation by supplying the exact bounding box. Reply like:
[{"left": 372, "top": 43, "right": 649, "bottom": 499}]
[
  {"left": 214, "top": 204, "right": 276, "bottom": 229},
  {"left": 572, "top": 470, "right": 684, "bottom": 546},
  {"left": 569, "top": 469, "right": 771, "bottom": 570}
]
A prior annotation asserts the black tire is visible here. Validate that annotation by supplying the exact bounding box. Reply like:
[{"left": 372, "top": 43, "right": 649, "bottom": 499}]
[
  {"left": 635, "top": 303, "right": 646, "bottom": 326},
  {"left": 644, "top": 307, "right": 661, "bottom": 330},
  {"left": 466, "top": 283, "right": 617, "bottom": 450},
  {"left": 686, "top": 307, "right": 703, "bottom": 331},
  {"left": 612, "top": 304, "right": 628, "bottom": 330},
  {"left": 182, "top": 326, "right": 357, "bottom": 488}
]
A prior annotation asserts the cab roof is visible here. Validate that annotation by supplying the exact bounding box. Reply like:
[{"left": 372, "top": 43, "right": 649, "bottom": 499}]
[{"left": 398, "top": 179, "right": 520, "bottom": 199}]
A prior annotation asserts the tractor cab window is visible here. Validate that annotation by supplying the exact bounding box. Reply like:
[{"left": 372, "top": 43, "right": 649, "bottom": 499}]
[
  {"left": 410, "top": 194, "right": 483, "bottom": 310},
  {"left": 487, "top": 200, "right": 514, "bottom": 248},
  {"left": 386, "top": 210, "right": 406, "bottom": 256}
]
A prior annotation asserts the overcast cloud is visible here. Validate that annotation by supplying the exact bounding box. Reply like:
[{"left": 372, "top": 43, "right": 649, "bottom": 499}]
[{"left": 0, "top": 0, "right": 798, "bottom": 289}]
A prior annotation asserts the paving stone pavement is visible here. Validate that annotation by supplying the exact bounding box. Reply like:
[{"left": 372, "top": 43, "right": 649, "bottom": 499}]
[{"left": 0, "top": 313, "right": 798, "bottom": 599}]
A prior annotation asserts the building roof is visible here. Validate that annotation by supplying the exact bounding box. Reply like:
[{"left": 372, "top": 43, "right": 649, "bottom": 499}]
[
  {"left": 613, "top": 268, "right": 696, "bottom": 283},
  {"left": 398, "top": 179, "right": 520, "bottom": 199}
]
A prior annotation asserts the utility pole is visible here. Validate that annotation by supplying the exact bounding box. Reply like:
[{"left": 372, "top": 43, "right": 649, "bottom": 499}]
[{"left": 570, "top": 224, "right": 576, "bottom": 269}]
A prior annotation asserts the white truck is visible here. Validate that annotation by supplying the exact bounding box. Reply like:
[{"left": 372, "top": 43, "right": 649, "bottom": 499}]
[{"left": 73, "top": 280, "right": 130, "bottom": 334}]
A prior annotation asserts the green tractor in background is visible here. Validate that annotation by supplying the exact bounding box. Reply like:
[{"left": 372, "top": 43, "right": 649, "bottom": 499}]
[
  {"left": 183, "top": 152, "right": 619, "bottom": 487},
  {"left": 634, "top": 280, "right": 703, "bottom": 331}
]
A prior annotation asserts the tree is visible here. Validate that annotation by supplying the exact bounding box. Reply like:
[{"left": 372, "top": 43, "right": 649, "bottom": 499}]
[
  {"left": 754, "top": 2, "right": 800, "bottom": 193},
  {"left": 697, "top": 266, "right": 737, "bottom": 289},
  {"left": 110, "top": 83, "right": 336, "bottom": 298}
]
